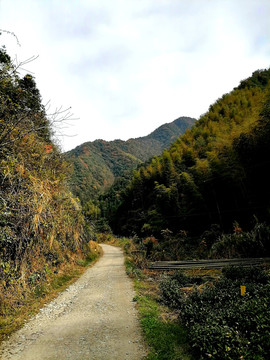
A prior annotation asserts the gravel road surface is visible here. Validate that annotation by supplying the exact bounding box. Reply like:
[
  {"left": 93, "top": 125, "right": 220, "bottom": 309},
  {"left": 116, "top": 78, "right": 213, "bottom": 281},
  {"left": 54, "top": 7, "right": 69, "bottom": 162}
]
[{"left": 0, "top": 244, "right": 147, "bottom": 360}]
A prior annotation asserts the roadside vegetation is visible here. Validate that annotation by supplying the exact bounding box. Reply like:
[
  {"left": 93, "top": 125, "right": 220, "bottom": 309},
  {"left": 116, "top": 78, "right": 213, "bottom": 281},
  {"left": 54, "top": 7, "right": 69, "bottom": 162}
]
[
  {"left": 0, "top": 240, "right": 101, "bottom": 342},
  {"left": 101, "top": 234, "right": 270, "bottom": 360},
  {"left": 0, "top": 43, "right": 100, "bottom": 342},
  {"left": 100, "top": 234, "right": 192, "bottom": 359},
  {"left": 160, "top": 266, "right": 270, "bottom": 359}
]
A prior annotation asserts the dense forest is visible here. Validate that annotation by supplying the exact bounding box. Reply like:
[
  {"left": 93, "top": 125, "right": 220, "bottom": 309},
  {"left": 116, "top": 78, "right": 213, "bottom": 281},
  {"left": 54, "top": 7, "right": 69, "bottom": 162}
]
[
  {"left": 0, "top": 45, "right": 96, "bottom": 320},
  {"left": 103, "top": 68, "right": 270, "bottom": 258},
  {"left": 65, "top": 117, "right": 195, "bottom": 205}
]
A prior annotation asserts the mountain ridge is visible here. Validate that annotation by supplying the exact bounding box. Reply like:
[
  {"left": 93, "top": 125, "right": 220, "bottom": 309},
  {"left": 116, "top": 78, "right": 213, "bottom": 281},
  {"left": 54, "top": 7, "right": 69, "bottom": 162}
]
[{"left": 66, "top": 116, "right": 196, "bottom": 204}]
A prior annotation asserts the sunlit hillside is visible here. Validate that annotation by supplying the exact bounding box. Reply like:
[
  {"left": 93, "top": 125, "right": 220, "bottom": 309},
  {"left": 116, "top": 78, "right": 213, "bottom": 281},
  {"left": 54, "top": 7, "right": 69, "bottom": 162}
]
[{"left": 108, "top": 68, "right": 270, "bottom": 252}]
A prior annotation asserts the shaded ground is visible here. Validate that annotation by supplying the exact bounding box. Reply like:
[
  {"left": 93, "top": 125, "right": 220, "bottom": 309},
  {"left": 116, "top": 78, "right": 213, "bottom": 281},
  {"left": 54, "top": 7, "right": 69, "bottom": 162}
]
[{"left": 0, "top": 244, "right": 147, "bottom": 360}]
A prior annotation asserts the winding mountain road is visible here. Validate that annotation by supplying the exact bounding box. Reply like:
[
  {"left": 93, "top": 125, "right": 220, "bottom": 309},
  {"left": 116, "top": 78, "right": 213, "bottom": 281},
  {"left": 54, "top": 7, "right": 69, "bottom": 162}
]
[{"left": 0, "top": 244, "right": 147, "bottom": 360}]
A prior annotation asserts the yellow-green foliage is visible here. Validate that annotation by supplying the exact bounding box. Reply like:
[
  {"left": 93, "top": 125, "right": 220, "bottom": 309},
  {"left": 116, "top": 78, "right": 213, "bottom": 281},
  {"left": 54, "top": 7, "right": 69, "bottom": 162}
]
[{"left": 109, "top": 68, "right": 270, "bottom": 238}]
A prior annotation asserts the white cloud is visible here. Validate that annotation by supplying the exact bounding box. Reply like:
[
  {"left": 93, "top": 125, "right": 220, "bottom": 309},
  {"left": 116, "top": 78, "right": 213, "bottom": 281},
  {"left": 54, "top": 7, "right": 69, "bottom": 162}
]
[{"left": 1, "top": 0, "right": 269, "bottom": 151}]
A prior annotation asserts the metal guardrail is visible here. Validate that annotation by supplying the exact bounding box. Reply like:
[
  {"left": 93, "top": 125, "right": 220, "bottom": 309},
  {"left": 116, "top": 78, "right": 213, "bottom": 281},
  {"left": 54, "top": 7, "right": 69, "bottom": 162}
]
[{"left": 148, "top": 257, "right": 270, "bottom": 270}]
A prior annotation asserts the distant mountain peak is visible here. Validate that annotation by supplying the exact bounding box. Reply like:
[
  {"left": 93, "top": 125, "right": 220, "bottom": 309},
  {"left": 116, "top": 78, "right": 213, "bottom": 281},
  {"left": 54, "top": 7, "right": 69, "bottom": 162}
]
[{"left": 66, "top": 116, "right": 196, "bottom": 204}]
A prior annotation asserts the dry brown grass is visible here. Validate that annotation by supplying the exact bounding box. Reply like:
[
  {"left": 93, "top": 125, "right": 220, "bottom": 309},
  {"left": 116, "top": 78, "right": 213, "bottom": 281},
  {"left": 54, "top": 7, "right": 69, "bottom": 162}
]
[{"left": 0, "top": 244, "right": 102, "bottom": 343}]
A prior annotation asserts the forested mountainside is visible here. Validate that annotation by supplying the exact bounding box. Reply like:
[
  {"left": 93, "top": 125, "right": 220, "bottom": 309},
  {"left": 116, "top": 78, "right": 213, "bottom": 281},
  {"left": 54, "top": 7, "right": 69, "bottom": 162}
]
[
  {"left": 65, "top": 117, "right": 195, "bottom": 204},
  {"left": 0, "top": 47, "right": 95, "bottom": 319},
  {"left": 106, "top": 68, "right": 270, "bottom": 253}
]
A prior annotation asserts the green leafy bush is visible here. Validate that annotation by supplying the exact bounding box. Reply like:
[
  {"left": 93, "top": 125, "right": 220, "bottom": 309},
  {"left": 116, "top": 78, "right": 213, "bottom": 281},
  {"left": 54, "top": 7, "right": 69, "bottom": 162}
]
[
  {"left": 222, "top": 265, "right": 269, "bottom": 284},
  {"left": 182, "top": 281, "right": 270, "bottom": 359},
  {"left": 160, "top": 267, "right": 270, "bottom": 359},
  {"left": 160, "top": 271, "right": 203, "bottom": 309}
]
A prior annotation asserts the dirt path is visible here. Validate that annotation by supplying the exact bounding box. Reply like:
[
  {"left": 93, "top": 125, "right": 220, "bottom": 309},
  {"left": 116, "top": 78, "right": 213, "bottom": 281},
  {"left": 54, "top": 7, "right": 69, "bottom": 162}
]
[{"left": 0, "top": 244, "right": 147, "bottom": 360}]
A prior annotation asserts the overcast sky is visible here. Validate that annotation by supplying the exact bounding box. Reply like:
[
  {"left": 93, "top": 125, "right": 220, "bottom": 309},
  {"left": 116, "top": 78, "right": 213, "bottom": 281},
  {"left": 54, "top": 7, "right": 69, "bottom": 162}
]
[{"left": 0, "top": 0, "right": 269, "bottom": 151}]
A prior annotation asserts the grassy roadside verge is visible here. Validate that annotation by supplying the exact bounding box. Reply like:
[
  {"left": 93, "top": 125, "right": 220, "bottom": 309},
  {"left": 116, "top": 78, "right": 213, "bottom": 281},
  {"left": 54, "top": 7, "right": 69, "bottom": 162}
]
[
  {"left": 100, "top": 234, "right": 192, "bottom": 360},
  {"left": 0, "top": 242, "right": 102, "bottom": 343},
  {"left": 128, "top": 261, "right": 192, "bottom": 360}
]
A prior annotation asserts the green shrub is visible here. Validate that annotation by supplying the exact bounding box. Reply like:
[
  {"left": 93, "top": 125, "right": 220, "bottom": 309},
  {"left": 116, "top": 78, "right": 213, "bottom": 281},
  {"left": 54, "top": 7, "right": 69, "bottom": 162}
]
[
  {"left": 160, "top": 267, "right": 270, "bottom": 359},
  {"left": 222, "top": 265, "right": 269, "bottom": 284},
  {"left": 34, "top": 284, "right": 48, "bottom": 298},
  {"left": 159, "top": 278, "right": 185, "bottom": 309},
  {"left": 159, "top": 271, "right": 203, "bottom": 309},
  {"left": 51, "top": 275, "right": 72, "bottom": 290},
  {"left": 181, "top": 282, "right": 270, "bottom": 359},
  {"left": 125, "top": 258, "right": 142, "bottom": 279}
]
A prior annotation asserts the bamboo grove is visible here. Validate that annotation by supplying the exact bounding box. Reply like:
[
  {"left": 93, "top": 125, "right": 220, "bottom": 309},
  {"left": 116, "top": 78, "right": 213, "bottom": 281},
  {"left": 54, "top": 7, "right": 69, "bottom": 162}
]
[{"left": 105, "top": 68, "right": 270, "bottom": 249}]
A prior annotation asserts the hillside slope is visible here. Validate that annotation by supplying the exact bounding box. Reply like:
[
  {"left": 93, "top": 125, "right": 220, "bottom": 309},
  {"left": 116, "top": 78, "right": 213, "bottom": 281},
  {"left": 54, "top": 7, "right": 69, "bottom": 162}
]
[
  {"left": 109, "top": 68, "right": 270, "bottom": 243},
  {"left": 66, "top": 117, "right": 196, "bottom": 204},
  {"left": 0, "top": 47, "right": 95, "bottom": 327}
]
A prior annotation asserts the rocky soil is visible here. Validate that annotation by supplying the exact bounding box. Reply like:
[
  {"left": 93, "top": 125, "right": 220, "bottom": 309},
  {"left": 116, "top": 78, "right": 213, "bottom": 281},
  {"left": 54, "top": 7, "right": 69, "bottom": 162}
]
[{"left": 0, "top": 244, "right": 147, "bottom": 360}]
